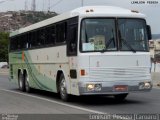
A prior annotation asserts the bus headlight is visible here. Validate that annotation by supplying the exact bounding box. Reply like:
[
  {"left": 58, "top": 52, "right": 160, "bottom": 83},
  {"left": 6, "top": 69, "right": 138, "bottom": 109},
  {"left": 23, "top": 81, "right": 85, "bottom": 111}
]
[
  {"left": 144, "top": 82, "right": 151, "bottom": 89},
  {"left": 95, "top": 84, "right": 102, "bottom": 91},
  {"left": 87, "top": 84, "right": 94, "bottom": 91},
  {"left": 139, "top": 82, "right": 152, "bottom": 90},
  {"left": 86, "top": 84, "right": 102, "bottom": 91}
]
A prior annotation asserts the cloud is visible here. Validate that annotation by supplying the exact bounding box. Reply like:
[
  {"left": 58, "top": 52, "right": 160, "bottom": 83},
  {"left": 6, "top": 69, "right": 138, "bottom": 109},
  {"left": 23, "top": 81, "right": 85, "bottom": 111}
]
[{"left": 0, "top": 1, "right": 5, "bottom": 4}]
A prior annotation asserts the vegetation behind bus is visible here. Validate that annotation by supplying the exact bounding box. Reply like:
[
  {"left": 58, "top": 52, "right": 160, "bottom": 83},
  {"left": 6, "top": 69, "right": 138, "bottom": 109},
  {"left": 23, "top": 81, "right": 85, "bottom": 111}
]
[{"left": 0, "top": 32, "right": 9, "bottom": 62}]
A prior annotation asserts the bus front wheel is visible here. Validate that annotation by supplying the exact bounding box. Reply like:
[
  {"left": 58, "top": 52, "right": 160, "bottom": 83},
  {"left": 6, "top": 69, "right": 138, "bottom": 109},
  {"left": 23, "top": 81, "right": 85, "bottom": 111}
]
[{"left": 59, "top": 74, "right": 69, "bottom": 101}]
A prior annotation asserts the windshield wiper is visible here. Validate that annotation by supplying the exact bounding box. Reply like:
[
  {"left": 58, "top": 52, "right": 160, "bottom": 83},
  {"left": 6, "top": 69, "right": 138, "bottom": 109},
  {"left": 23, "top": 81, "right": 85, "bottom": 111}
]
[
  {"left": 100, "top": 38, "right": 114, "bottom": 53},
  {"left": 105, "top": 29, "right": 116, "bottom": 50},
  {"left": 121, "top": 38, "right": 136, "bottom": 53},
  {"left": 105, "top": 37, "right": 115, "bottom": 49},
  {"left": 118, "top": 30, "right": 136, "bottom": 53}
]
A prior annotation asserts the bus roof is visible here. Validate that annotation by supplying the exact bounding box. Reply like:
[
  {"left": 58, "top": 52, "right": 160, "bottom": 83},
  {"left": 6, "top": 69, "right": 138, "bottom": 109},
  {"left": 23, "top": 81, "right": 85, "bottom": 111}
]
[{"left": 10, "top": 6, "right": 145, "bottom": 37}]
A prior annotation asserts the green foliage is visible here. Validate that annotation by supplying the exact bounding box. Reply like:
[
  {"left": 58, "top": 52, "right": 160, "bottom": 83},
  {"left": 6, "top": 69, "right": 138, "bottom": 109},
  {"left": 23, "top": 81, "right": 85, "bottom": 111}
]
[{"left": 0, "top": 32, "right": 9, "bottom": 62}]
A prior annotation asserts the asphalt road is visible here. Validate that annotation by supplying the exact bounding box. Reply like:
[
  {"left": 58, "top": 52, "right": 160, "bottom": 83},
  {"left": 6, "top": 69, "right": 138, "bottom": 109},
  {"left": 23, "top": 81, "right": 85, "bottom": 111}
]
[{"left": 0, "top": 75, "right": 160, "bottom": 119}]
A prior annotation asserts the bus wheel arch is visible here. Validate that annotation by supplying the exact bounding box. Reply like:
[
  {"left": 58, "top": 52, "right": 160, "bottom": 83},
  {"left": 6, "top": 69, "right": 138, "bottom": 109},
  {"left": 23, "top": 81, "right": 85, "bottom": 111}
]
[
  {"left": 56, "top": 70, "right": 70, "bottom": 101},
  {"left": 56, "top": 70, "right": 63, "bottom": 93}
]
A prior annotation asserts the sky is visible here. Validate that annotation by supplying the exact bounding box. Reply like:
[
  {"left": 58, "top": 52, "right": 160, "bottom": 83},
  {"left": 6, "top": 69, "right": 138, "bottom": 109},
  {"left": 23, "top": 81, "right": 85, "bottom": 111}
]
[{"left": 0, "top": 0, "right": 160, "bottom": 34}]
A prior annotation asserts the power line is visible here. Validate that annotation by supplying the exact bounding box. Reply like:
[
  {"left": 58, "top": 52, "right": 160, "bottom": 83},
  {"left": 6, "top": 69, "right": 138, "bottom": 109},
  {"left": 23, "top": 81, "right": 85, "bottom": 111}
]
[
  {"left": 50, "top": 0, "right": 63, "bottom": 9},
  {"left": 0, "top": 0, "right": 14, "bottom": 4}
]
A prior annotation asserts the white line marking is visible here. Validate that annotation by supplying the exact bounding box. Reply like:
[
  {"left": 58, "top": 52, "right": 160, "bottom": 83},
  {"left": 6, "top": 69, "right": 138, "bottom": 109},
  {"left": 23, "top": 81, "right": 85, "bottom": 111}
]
[
  {"left": 153, "top": 87, "right": 160, "bottom": 89},
  {"left": 0, "top": 88, "right": 105, "bottom": 114},
  {"left": 0, "top": 89, "right": 135, "bottom": 120}
]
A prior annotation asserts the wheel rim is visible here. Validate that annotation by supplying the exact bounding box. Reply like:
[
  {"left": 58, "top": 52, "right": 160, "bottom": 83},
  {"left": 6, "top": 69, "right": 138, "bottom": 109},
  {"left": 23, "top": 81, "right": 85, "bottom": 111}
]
[
  {"left": 60, "top": 78, "right": 66, "bottom": 97},
  {"left": 25, "top": 80, "right": 29, "bottom": 91},
  {"left": 19, "top": 75, "right": 23, "bottom": 88}
]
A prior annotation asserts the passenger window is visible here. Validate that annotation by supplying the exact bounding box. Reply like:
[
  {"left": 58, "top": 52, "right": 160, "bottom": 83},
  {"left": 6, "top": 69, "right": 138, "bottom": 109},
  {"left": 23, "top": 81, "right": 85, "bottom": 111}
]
[
  {"left": 67, "top": 17, "right": 78, "bottom": 56},
  {"left": 46, "top": 25, "right": 56, "bottom": 45},
  {"left": 30, "top": 32, "right": 37, "bottom": 47},
  {"left": 56, "top": 22, "right": 66, "bottom": 43}
]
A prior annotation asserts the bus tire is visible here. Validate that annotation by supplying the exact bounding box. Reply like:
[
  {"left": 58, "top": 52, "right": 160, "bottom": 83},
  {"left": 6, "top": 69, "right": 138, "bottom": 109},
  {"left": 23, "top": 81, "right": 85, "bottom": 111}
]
[
  {"left": 59, "top": 74, "right": 69, "bottom": 101},
  {"left": 114, "top": 93, "right": 128, "bottom": 101},
  {"left": 18, "top": 72, "right": 25, "bottom": 92},
  {"left": 24, "top": 73, "right": 31, "bottom": 93}
]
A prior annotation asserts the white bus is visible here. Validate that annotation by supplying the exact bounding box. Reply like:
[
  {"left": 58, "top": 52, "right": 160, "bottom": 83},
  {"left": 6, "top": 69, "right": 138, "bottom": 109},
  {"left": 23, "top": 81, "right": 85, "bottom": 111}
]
[{"left": 9, "top": 6, "right": 152, "bottom": 101}]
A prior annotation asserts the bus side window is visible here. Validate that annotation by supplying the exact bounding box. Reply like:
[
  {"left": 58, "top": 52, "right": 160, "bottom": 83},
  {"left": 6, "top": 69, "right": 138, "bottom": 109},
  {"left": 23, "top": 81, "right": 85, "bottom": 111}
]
[
  {"left": 49, "top": 25, "right": 56, "bottom": 45},
  {"left": 67, "top": 17, "right": 78, "bottom": 56},
  {"left": 69, "top": 27, "right": 77, "bottom": 52},
  {"left": 56, "top": 22, "right": 66, "bottom": 43}
]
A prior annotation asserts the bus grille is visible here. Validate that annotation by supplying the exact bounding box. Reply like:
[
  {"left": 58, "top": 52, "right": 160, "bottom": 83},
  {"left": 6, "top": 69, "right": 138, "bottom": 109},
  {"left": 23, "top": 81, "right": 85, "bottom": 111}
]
[{"left": 89, "top": 67, "right": 150, "bottom": 81}]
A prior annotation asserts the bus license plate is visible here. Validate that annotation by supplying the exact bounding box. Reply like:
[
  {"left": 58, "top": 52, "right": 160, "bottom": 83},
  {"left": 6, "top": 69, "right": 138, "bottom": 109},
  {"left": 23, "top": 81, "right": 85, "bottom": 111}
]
[{"left": 114, "top": 85, "right": 128, "bottom": 92}]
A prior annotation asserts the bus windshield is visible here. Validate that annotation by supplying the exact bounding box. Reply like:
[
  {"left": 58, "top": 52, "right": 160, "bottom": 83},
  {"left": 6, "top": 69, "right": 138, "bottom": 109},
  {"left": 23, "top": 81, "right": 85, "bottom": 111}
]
[
  {"left": 81, "top": 18, "right": 117, "bottom": 52},
  {"left": 80, "top": 18, "right": 148, "bottom": 52},
  {"left": 118, "top": 19, "right": 148, "bottom": 51}
]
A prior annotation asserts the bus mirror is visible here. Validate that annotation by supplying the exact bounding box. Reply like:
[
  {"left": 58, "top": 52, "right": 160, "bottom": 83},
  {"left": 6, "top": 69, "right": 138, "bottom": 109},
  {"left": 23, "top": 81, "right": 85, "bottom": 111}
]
[{"left": 147, "top": 25, "right": 152, "bottom": 40}]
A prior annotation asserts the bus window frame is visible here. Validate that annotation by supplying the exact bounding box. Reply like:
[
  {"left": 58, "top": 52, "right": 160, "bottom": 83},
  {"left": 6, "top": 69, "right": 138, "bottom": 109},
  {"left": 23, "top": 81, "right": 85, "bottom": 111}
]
[
  {"left": 79, "top": 17, "right": 118, "bottom": 53},
  {"left": 9, "top": 16, "right": 79, "bottom": 52},
  {"left": 66, "top": 17, "right": 78, "bottom": 56},
  {"left": 79, "top": 17, "right": 149, "bottom": 53},
  {"left": 117, "top": 18, "right": 149, "bottom": 52}
]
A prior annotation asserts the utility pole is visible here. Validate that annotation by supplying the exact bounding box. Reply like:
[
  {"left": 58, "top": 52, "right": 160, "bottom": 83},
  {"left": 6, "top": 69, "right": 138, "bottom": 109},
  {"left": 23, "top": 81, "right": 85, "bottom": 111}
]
[
  {"left": 31, "top": 0, "right": 36, "bottom": 11},
  {"left": 25, "top": 0, "right": 28, "bottom": 11},
  {"left": 81, "top": 0, "right": 84, "bottom": 6},
  {"left": 48, "top": 0, "right": 50, "bottom": 12},
  {"left": 42, "top": 0, "right": 44, "bottom": 11}
]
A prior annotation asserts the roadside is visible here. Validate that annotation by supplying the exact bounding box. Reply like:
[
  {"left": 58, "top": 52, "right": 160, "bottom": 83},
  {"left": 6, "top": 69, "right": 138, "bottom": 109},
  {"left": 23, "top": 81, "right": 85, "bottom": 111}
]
[
  {"left": 0, "top": 68, "right": 8, "bottom": 75},
  {"left": 0, "top": 68, "right": 160, "bottom": 88},
  {"left": 151, "top": 72, "right": 160, "bottom": 89}
]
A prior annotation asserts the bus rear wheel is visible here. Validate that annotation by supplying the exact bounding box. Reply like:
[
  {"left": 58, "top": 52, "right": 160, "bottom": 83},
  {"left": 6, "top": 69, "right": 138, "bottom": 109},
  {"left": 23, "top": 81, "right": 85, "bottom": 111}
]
[
  {"left": 59, "top": 74, "right": 69, "bottom": 101},
  {"left": 18, "top": 72, "right": 25, "bottom": 92},
  {"left": 24, "top": 74, "right": 31, "bottom": 93}
]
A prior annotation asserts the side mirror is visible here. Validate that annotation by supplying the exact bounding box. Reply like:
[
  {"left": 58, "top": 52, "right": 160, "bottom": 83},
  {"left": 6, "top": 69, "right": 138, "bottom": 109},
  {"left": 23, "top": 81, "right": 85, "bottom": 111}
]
[{"left": 147, "top": 25, "right": 152, "bottom": 40}]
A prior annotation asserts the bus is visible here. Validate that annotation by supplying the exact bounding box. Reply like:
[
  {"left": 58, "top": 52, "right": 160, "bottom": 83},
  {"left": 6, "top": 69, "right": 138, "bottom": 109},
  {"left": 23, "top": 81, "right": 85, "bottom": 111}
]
[{"left": 9, "top": 6, "right": 152, "bottom": 101}]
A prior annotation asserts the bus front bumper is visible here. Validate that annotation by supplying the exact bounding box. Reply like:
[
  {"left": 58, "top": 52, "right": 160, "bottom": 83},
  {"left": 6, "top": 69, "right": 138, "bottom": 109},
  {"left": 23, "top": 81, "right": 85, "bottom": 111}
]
[{"left": 78, "top": 81, "right": 152, "bottom": 95}]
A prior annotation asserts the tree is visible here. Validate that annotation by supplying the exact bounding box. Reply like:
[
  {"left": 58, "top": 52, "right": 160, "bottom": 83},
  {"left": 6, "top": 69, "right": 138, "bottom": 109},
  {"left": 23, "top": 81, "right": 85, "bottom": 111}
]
[{"left": 0, "top": 32, "right": 9, "bottom": 62}]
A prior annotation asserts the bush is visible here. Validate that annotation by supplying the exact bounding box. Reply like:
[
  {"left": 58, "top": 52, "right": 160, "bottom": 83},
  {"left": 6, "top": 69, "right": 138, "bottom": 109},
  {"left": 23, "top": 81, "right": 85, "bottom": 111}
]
[{"left": 0, "top": 32, "right": 9, "bottom": 62}]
